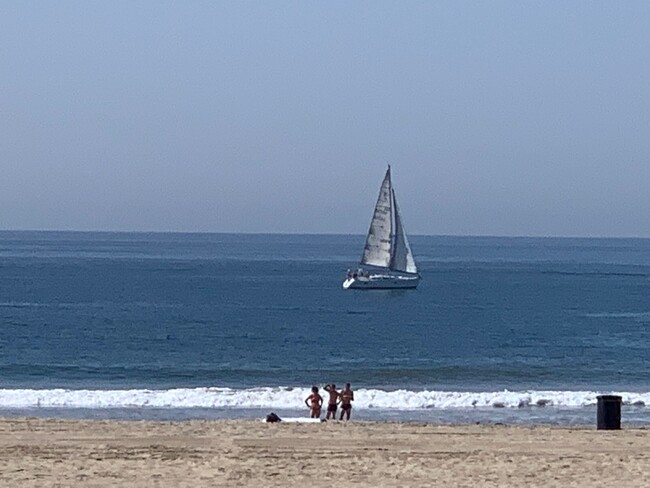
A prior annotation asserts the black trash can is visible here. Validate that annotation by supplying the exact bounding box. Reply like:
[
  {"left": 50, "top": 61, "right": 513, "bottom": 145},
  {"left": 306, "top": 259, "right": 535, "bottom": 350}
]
[{"left": 597, "top": 395, "right": 622, "bottom": 430}]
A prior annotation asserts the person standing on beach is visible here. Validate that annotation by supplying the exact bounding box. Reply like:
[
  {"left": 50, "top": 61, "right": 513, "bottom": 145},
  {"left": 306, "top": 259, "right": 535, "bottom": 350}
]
[
  {"left": 324, "top": 384, "right": 340, "bottom": 420},
  {"left": 339, "top": 383, "right": 354, "bottom": 420},
  {"left": 304, "top": 386, "right": 323, "bottom": 418}
]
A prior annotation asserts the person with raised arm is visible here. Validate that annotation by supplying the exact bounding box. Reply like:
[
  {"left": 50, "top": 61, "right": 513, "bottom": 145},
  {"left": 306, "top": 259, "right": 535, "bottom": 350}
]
[{"left": 323, "top": 384, "right": 340, "bottom": 420}]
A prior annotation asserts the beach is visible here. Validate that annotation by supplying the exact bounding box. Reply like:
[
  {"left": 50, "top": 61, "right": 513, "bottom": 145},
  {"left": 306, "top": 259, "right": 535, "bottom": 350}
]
[{"left": 0, "top": 418, "right": 649, "bottom": 487}]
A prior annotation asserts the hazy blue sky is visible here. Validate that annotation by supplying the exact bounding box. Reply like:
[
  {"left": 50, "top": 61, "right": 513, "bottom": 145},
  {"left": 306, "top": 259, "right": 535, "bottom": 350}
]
[{"left": 2, "top": 1, "right": 649, "bottom": 236}]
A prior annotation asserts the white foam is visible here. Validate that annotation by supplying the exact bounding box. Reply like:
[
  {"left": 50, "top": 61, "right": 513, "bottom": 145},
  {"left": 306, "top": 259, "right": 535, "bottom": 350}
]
[
  {"left": 0, "top": 387, "right": 648, "bottom": 410},
  {"left": 263, "top": 417, "right": 323, "bottom": 423}
]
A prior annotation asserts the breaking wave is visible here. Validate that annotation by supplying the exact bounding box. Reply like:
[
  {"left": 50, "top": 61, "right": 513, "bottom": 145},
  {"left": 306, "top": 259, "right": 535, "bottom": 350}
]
[{"left": 0, "top": 387, "right": 648, "bottom": 410}]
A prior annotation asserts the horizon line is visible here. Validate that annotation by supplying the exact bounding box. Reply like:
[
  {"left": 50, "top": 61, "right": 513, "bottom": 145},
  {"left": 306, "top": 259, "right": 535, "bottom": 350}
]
[{"left": 1, "top": 228, "right": 650, "bottom": 240}]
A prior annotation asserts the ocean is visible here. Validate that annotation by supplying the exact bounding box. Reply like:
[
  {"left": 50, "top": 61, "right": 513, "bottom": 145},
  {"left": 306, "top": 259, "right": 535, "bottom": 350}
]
[{"left": 1, "top": 231, "right": 649, "bottom": 425}]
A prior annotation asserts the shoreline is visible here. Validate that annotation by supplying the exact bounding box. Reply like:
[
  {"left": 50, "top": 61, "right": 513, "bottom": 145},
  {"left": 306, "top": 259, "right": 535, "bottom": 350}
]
[
  {"left": 1, "top": 418, "right": 649, "bottom": 486},
  {"left": 2, "top": 405, "right": 650, "bottom": 427}
]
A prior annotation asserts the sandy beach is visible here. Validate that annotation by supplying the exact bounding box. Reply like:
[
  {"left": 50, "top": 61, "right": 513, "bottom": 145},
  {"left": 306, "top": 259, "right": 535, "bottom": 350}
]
[{"left": 0, "top": 418, "right": 648, "bottom": 487}]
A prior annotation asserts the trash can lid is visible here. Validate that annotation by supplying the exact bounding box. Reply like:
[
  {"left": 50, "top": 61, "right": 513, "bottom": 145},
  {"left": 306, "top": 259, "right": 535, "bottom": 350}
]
[{"left": 597, "top": 395, "right": 622, "bottom": 401}]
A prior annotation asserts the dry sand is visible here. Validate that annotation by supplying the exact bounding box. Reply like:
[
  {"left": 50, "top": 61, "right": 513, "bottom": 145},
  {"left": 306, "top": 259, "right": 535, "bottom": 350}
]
[{"left": 0, "top": 418, "right": 649, "bottom": 487}]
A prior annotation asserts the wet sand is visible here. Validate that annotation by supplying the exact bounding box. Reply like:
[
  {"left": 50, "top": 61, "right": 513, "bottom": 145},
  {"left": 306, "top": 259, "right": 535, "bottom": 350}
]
[{"left": 0, "top": 418, "right": 649, "bottom": 487}]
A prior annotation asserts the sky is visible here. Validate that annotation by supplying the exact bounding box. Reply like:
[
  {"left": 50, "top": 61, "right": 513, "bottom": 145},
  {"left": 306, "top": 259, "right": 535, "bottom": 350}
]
[{"left": 1, "top": 1, "right": 650, "bottom": 237}]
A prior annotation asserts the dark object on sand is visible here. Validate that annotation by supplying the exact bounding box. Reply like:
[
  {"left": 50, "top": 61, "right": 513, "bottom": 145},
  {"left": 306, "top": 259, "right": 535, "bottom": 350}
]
[
  {"left": 265, "top": 412, "right": 282, "bottom": 423},
  {"left": 597, "top": 395, "right": 622, "bottom": 430}
]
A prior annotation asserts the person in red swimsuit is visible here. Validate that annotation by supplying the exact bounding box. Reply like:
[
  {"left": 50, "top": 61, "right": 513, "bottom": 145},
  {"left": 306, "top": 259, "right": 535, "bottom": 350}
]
[{"left": 304, "top": 386, "right": 323, "bottom": 418}]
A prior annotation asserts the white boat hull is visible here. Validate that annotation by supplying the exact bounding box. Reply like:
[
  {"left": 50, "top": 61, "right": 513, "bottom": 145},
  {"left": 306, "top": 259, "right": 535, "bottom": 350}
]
[{"left": 342, "top": 274, "right": 420, "bottom": 290}]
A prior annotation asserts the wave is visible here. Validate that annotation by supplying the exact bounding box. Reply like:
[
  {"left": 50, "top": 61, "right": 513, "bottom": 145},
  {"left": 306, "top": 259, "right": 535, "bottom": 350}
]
[
  {"left": 0, "top": 387, "right": 648, "bottom": 410},
  {"left": 584, "top": 312, "right": 650, "bottom": 319}
]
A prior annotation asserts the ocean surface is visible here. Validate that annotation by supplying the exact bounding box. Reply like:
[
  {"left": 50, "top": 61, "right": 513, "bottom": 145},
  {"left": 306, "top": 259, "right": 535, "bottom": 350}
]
[{"left": 1, "top": 231, "right": 650, "bottom": 425}]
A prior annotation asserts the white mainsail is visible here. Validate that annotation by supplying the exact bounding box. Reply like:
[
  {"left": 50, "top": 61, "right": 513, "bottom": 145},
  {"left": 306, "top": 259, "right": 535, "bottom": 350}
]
[
  {"left": 361, "top": 167, "right": 393, "bottom": 268},
  {"left": 390, "top": 189, "right": 418, "bottom": 274}
]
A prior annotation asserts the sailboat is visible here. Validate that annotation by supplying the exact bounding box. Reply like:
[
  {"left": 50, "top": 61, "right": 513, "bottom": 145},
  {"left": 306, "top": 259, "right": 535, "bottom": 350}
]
[{"left": 343, "top": 165, "right": 420, "bottom": 289}]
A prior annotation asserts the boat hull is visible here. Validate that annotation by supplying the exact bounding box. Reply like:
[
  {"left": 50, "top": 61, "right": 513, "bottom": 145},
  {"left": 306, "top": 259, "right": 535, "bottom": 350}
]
[{"left": 342, "top": 274, "right": 420, "bottom": 290}]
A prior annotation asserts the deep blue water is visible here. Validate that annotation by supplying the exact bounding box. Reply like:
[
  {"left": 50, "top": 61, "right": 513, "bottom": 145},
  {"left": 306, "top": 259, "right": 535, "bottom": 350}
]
[{"left": 1, "top": 230, "right": 649, "bottom": 395}]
